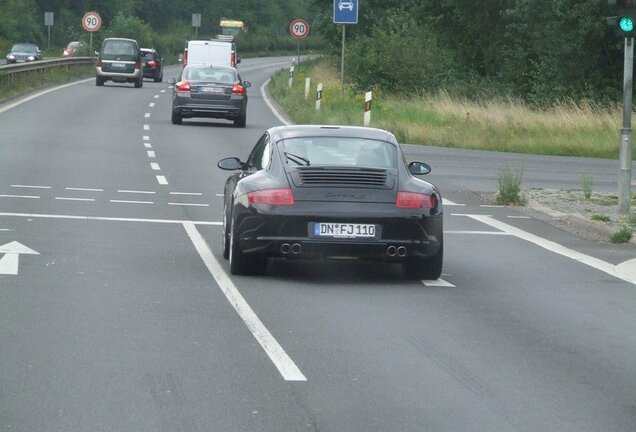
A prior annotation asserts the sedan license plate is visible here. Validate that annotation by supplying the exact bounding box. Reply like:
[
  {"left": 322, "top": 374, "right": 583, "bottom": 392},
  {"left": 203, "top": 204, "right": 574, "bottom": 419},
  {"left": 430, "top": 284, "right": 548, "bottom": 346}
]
[
  {"left": 313, "top": 223, "right": 376, "bottom": 239},
  {"left": 201, "top": 86, "right": 223, "bottom": 93}
]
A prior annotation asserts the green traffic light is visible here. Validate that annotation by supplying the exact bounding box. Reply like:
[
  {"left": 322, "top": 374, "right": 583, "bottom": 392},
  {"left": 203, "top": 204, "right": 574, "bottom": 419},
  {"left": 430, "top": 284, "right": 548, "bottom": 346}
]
[{"left": 619, "top": 16, "right": 634, "bottom": 32}]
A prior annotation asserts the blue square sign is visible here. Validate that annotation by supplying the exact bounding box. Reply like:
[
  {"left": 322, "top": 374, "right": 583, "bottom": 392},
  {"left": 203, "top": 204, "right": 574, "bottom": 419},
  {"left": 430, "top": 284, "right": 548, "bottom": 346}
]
[{"left": 333, "top": 0, "right": 358, "bottom": 24}]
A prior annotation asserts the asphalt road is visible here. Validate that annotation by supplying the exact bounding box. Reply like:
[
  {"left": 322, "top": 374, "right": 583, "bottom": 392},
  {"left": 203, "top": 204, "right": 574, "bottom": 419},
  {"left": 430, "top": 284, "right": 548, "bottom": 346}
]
[{"left": 1, "top": 57, "right": 635, "bottom": 432}]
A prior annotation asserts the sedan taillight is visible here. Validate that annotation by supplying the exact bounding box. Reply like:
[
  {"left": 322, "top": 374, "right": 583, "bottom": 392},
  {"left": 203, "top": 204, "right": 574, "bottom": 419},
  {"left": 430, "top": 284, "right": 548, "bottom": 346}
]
[
  {"left": 148, "top": 60, "right": 156, "bottom": 67},
  {"left": 232, "top": 83, "right": 245, "bottom": 95},
  {"left": 248, "top": 188, "right": 294, "bottom": 206},
  {"left": 396, "top": 191, "right": 436, "bottom": 209},
  {"left": 176, "top": 81, "right": 191, "bottom": 94}
]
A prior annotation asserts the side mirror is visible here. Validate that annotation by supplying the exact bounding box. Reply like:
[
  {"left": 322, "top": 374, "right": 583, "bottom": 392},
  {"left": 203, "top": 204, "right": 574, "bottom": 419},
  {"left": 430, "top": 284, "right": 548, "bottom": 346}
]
[
  {"left": 218, "top": 157, "right": 244, "bottom": 171},
  {"left": 408, "top": 161, "right": 431, "bottom": 176},
  {"left": 168, "top": 78, "right": 176, "bottom": 85},
  {"left": 243, "top": 81, "right": 251, "bottom": 88}
]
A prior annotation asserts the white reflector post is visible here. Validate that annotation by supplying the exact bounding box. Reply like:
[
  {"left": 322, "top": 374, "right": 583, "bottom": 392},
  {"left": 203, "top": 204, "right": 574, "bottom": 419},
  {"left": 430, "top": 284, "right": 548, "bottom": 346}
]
[
  {"left": 304, "top": 77, "right": 311, "bottom": 99},
  {"left": 288, "top": 65, "right": 294, "bottom": 88},
  {"left": 363, "top": 91, "right": 372, "bottom": 126},
  {"left": 315, "top": 83, "right": 323, "bottom": 110}
]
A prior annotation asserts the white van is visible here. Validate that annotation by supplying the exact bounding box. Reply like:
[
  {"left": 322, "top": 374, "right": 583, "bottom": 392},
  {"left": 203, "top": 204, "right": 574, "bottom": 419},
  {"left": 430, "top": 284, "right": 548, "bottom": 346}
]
[{"left": 183, "top": 40, "right": 236, "bottom": 67}]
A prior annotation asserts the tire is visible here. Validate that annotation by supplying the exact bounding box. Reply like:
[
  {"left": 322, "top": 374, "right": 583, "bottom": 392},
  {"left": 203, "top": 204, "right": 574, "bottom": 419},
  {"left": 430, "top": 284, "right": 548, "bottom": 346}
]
[
  {"left": 234, "top": 110, "right": 246, "bottom": 128},
  {"left": 403, "top": 245, "right": 443, "bottom": 280},
  {"left": 171, "top": 111, "right": 182, "bottom": 125},
  {"left": 229, "top": 217, "right": 266, "bottom": 276},
  {"left": 154, "top": 70, "right": 162, "bottom": 83},
  {"left": 134, "top": 77, "right": 143, "bottom": 88},
  {"left": 95, "top": 76, "right": 104, "bottom": 86}
]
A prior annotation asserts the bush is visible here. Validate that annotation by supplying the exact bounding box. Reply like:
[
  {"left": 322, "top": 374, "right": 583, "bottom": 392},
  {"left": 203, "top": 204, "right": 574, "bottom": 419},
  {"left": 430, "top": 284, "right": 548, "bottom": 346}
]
[
  {"left": 610, "top": 226, "right": 633, "bottom": 244},
  {"left": 590, "top": 214, "right": 610, "bottom": 222},
  {"left": 496, "top": 166, "right": 524, "bottom": 205},
  {"left": 581, "top": 173, "right": 593, "bottom": 199}
]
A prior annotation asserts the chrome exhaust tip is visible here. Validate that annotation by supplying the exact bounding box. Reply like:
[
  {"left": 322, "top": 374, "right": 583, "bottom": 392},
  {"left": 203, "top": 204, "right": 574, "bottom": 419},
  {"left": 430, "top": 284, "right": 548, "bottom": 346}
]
[
  {"left": 387, "top": 245, "right": 397, "bottom": 257},
  {"left": 397, "top": 246, "right": 407, "bottom": 257},
  {"left": 291, "top": 243, "right": 302, "bottom": 254},
  {"left": 281, "top": 243, "right": 291, "bottom": 254}
]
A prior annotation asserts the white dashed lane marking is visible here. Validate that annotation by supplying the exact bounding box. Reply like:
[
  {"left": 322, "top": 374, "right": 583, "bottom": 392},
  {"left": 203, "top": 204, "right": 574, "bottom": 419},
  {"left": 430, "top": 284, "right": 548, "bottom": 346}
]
[
  {"left": 156, "top": 176, "right": 168, "bottom": 185},
  {"left": 55, "top": 197, "right": 95, "bottom": 202},
  {"left": 422, "top": 278, "right": 455, "bottom": 287},
  {"left": 66, "top": 187, "right": 103, "bottom": 192},
  {"left": 117, "top": 190, "right": 155, "bottom": 195},
  {"left": 171, "top": 192, "right": 202, "bottom": 196},
  {"left": 143, "top": 136, "right": 150, "bottom": 141},
  {"left": 169, "top": 202, "right": 210, "bottom": 207},
  {"left": 144, "top": 143, "right": 152, "bottom": 148},
  {"left": 150, "top": 163, "right": 161, "bottom": 171},
  {"left": 110, "top": 199, "right": 154, "bottom": 205},
  {"left": 144, "top": 113, "right": 151, "bottom": 118},
  {"left": 1, "top": 194, "right": 40, "bottom": 199},
  {"left": 149, "top": 102, "right": 155, "bottom": 107},
  {"left": 11, "top": 185, "right": 50, "bottom": 189},
  {"left": 147, "top": 151, "right": 156, "bottom": 158}
]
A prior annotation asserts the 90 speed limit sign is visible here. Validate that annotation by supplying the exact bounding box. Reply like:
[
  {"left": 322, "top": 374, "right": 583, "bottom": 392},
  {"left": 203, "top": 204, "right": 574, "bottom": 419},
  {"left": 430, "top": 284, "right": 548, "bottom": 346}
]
[
  {"left": 290, "top": 19, "right": 310, "bottom": 39},
  {"left": 82, "top": 12, "right": 101, "bottom": 32}
]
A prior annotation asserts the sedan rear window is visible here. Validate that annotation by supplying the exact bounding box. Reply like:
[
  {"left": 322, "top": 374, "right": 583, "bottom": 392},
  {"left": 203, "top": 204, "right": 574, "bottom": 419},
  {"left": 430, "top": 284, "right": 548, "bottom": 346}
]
[
  {"left": 282, "top": 137, "right": 397, "bottom": 168},
  {"left": 183, "top": 67, "right": 236, "bottom": 83}
]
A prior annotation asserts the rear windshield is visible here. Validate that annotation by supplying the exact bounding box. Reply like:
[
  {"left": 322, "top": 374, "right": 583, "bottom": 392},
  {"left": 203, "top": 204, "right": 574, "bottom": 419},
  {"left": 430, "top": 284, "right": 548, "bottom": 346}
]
[
  {"left": 101, "top": 40, "right": 138, "bottom": 61},
  {"left": 183, "top": 67, "right": 236, "bottom": 83},
  {"left": 282, "top": 137, "right": 397, "bottom": 168},
  {"left": 141, "top": 51, "right": 155, "bottom": 60}
]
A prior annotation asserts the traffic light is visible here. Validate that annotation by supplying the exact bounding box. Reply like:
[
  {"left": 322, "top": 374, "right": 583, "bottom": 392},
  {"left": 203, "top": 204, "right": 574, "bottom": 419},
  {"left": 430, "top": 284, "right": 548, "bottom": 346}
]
[{"left": 608, "top": 0, "right": 636, "bottom": 35}]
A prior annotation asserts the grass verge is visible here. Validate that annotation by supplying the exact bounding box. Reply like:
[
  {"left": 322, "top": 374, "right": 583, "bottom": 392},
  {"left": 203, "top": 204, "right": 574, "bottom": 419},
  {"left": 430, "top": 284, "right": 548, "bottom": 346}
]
[
  {"left": 0, "top": 64, "right": 94, "bottom": 102},
  {"left": 269, "top": 59, "right": 630, "bottom": 159}
]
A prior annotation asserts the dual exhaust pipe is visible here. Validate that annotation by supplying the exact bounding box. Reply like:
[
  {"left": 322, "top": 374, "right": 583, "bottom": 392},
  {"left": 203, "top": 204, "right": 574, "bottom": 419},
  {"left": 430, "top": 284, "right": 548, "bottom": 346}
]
[
  {"left": 280, "top": 243, "right": 302, "bottom": 255},
  {"left": 387, "top": 245, "right": 407, "bottom": 257}
]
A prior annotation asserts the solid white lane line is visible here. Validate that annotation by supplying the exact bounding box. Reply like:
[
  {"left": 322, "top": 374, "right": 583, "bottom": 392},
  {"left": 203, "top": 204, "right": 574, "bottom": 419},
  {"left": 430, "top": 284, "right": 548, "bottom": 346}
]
[
  {"left": 150, "top": 163, "right": 161, "bottom": 171},
  {"left": 144, "top": 143, "right": 152, "bottom": 148},
  {"left": 143, "top": 135, "right": 150, "bottom": 141},
  {"left": 0, "top": 212, "right": 222, "bottom": 225},
  {"left": 65, "top": 187, "right": 103, "bottom": 192},
  {"left": 144, "top": 113, "right": 151, "bottom": 118},
  {"left": 147, "top": 150, "right": 156, "bottom": 158},
  {"left": 422, "top": 278, "right": 455, "bottom": 287},
  {"left": 156, "top": 176, "right": 168, "bottom": 185},
  {"left": 144, "top": 124, "right": 150, "bottom": 130},
  {"left": 507, "top": 216, "right": 531, "bottom": 219},
  {"left": 261, "top": 78, "right": 291, "bottom": 126},
  {"left": 442, "top": 198, "right": 465, "bottom": 206},
  {"left": 168, "top": 202, "right": 210, "bottom": 207},
  {"left": 481, "top": 205, "right": 505, "bottom": 208},
  {"left": 55, "top": 197, "right": 95, "bottom": 202},
  {"left": 1, "top": 194, "right": 40, "bottom": 199},
  {"left": 149, "top": 102, "right": 155, "bottom": 107},
  {"left": 170, "top": 192, "right": 203, "bottom": 196},
  {"left": 467, "top": 214, "right": 636, "bottom": 285},
  {"left": 11, "top": 184, "right": 51, "bottom": 189},
  {"left": 182, "top": 222, "right": 306, "bottom": 381},
  {"left": 117, "top": 189, "right": 155, "bottom": 194},
  {"left": 110, "top": 199, "right": 154, "bottom": 205},
  {"left": 445, "top": 230, "right": 511, "bottom": 235}
]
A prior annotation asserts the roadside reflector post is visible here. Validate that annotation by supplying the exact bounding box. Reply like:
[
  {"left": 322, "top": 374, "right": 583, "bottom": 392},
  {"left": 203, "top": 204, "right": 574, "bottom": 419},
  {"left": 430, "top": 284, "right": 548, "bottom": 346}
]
[
  {"left": 288, "top": 65, "right": 295, "bottom": 88},
  {"left": 315, "top": 83, "right": 323, "bottom": 110},
  {"left": 363, "top": 91, "right": 372, "bottom": 126},
  {"left": 304, "top": 77, "right": 311, "bottom": 99}
]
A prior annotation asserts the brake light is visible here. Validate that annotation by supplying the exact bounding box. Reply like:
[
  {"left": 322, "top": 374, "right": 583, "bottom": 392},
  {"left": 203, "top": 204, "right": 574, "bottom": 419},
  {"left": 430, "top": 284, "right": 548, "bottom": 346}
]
[
  {"left": 176, "top": 81, "right": 191, "bottom": 94},
  {"left": 96, "top": 59, "right": 102, "bottom": 67},
  {"left": 231, "top": 52, "right": 236, "bottom": 67},
  {"left": 232, "top": 83, "right": 245, "bottom": 95},
  {"left": 396, "top": 192, "right": 436, "bottom": 209},
  {"left": 184, "top": 51, "right": 188, "bottom": 65},
  {"left": 248, "top": 188, "right": 294, "bottom": 206},
  {"left": 148, "top": 60, "right": 156, "bottom": 67},
  {"left": 134, "top": 61, "right": 141, "bottom": 69}
]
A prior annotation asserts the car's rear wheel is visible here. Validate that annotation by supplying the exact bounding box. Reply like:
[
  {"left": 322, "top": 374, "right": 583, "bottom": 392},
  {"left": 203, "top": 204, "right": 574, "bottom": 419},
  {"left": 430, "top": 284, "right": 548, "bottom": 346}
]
[
  {"left": 403, "top": 245, "right": 443, "bottom": 280},
  {"left": 134, "top": 77, "right": 143, "bottom": 88},
  {"left": 234, "top": 110, "right": 246, "bottom": 128},
  {"left": 95, "top": 76, "right": 104, "bottom": 86},
  {"left": 229, "top": 218, "right": 266, "bottom": 276},
  {"left": 171, "top": 111, "right": 182, "bottom": 125},
  {"left": 154, "top": 71, "right": 162, "bottom": 82}
]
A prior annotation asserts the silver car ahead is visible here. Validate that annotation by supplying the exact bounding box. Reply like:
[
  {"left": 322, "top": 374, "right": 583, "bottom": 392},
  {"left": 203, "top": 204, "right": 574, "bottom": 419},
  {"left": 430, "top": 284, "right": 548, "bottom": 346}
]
[{"left": 170, "top": 65, "right": 250, "bottom": 127}]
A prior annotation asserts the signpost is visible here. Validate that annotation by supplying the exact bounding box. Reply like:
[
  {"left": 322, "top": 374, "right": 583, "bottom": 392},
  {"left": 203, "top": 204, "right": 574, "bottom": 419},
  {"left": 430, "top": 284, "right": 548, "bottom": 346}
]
[
  {"left": 44, "top": 12, "right": 54, "bottom": 49},
  {"left": 192, "top": 13, "right": 201, "bottom": 39},
  {"left": 333, "top": 0, "right": 359, "bottom": 96},
  {"left": 82, "top": 11, "right": 101, "bottom": 52},
  {"left": 290, "top": 18, "right": 309, "bottom": 68}
]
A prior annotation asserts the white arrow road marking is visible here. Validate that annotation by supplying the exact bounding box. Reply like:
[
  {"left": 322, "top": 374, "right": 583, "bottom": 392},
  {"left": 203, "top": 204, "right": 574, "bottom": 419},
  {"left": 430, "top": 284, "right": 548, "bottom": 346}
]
[
  {"left": 616, "top": 259, "right": 636, "bottom": 284},
  {"left": 422, "top": 278, "right": 455, "bottom": 287},
  {"left": 0, "top": 241, "right": 39, "bottom": 275}
]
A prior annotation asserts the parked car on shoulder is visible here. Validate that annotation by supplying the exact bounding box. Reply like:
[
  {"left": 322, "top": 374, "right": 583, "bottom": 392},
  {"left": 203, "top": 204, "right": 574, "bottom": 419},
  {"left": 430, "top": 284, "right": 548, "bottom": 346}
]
[
  {"left": 169, "top": 64, "right": 250, "bottom": 127},
  {"left": 6, "top": 43, "right": 42, "bottom": 63},
  {"left": 95, "top": 38, "right": 143, "bottom": 88},
  {"left": 140, "top": 48, "right": 163, "bottom": 82},
  {"left": 62, "top": 41, "right": 88, "bottom": 57}
]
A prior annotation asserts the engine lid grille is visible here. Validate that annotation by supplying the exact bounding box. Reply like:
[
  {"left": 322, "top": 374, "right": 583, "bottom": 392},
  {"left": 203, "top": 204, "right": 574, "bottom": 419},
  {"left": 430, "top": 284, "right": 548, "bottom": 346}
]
[{"left": 296, "top": 167, "right": 389, "bottom": 187}]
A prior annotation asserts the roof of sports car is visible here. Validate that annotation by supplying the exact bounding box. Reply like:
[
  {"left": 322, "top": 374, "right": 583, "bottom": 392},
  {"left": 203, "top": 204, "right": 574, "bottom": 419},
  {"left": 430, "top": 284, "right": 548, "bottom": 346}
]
[{"left": 268, "top": 125, "right": 397, "bottom": 142}]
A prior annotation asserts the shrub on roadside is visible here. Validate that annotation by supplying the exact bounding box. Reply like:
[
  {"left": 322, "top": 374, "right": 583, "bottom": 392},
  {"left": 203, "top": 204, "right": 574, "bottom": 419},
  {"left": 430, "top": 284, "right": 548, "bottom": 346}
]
[
  {"left": 610, "top": 226, "right": 633, "bottom": 244},
  {"left": 496, "top": 166, "right": 524, "bottom": 205},
  {"left": 590, "top": 214, "right": 610, "bottom": 222},
  {"left": 581, "top": 173, "right": 593, "bottom": 199}
]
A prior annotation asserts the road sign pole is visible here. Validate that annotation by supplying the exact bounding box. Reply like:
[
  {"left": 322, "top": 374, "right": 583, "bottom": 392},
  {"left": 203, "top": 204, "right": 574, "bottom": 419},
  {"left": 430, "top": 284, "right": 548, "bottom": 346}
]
[
  {"left": 619, "top": 36, "right": 634, "bottom": 217},
  {"left": 341, "top": 25, "right": 346, "bottom": 98},
  {"left": 297, "top": 39, "right": 301, "bottom": 69}
]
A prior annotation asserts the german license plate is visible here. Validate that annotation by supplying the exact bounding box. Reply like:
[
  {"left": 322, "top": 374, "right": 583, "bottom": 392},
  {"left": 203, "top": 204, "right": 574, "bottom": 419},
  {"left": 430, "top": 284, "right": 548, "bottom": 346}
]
[
  {"left": 112, "top": 62, "right": 126, "bottom": 68},
  {"left": 313, "top": 223, "right": 376, "bottom": 238},
  {"left": 201, "top": 86, "right": 223, "bottom": 93}
]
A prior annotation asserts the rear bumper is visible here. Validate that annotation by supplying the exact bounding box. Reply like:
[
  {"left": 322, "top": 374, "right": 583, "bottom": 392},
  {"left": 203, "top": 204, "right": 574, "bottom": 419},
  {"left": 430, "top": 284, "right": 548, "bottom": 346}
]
[
  {"left": 96, "top": 67, "right": 142, "bottom": 81},
  {"left": 173, "top": 103, "right": 243, "bottom": 119}
]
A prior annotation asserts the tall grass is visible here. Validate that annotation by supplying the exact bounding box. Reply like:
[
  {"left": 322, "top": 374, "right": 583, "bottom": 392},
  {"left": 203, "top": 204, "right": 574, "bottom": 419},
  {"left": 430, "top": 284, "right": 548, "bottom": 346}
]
[{"left": 269, "top": 60, "right": 626, "bottom": 159}]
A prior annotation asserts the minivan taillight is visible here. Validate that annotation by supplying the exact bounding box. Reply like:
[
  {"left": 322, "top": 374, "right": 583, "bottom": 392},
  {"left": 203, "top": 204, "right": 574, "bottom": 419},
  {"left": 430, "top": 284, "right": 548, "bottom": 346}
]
[
  {"left": 176, "top": 81, "right": 191, "bottom": 94},
  {"left": 96, "top": 59, "right": 102, "bottom": 67},
  {"left": 248, "top": 188, "right": 294, "bottom": 206},
  {"left": 396, "top": 192, "right": 436, "bottom": 209},
  {"left": 134, "top": 61, "right": 141, "bottom": 69},
  {"left": 232, "top": 83, "right": 245, "bottom": 95}
]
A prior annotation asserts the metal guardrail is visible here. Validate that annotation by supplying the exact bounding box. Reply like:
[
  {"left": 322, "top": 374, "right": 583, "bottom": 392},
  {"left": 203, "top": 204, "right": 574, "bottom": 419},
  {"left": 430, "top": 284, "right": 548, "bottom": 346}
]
[{"left": 0, "top": 57, "right": 94, "bottom": 83}]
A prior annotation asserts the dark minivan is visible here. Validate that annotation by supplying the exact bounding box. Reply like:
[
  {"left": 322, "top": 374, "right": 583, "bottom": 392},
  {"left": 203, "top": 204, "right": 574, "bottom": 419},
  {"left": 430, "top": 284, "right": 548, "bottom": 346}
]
[{"left": 96, "top": 38, "right": 143, "bottom": 88}]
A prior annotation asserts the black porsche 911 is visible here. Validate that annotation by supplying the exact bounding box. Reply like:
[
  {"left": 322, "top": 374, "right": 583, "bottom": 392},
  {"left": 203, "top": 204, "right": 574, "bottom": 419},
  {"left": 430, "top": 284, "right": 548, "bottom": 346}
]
[{"left": 217, "top": 125, "right": 444, "bottom": 279}]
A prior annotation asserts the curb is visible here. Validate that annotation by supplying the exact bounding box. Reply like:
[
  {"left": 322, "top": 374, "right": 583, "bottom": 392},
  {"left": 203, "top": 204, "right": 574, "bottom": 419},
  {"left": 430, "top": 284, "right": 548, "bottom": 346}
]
[{"left": 525, "top": 198, "right": 636, "bottom": 245}]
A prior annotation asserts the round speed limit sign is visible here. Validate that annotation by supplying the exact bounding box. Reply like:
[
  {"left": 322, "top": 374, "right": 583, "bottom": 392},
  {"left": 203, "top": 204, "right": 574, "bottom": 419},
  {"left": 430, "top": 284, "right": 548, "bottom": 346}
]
[
  {"left": 290, "top": 19, "right": 310, "bottom": 39},
  {"left": 82, "top": 12, "right": 101, "bottom": 32}
]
